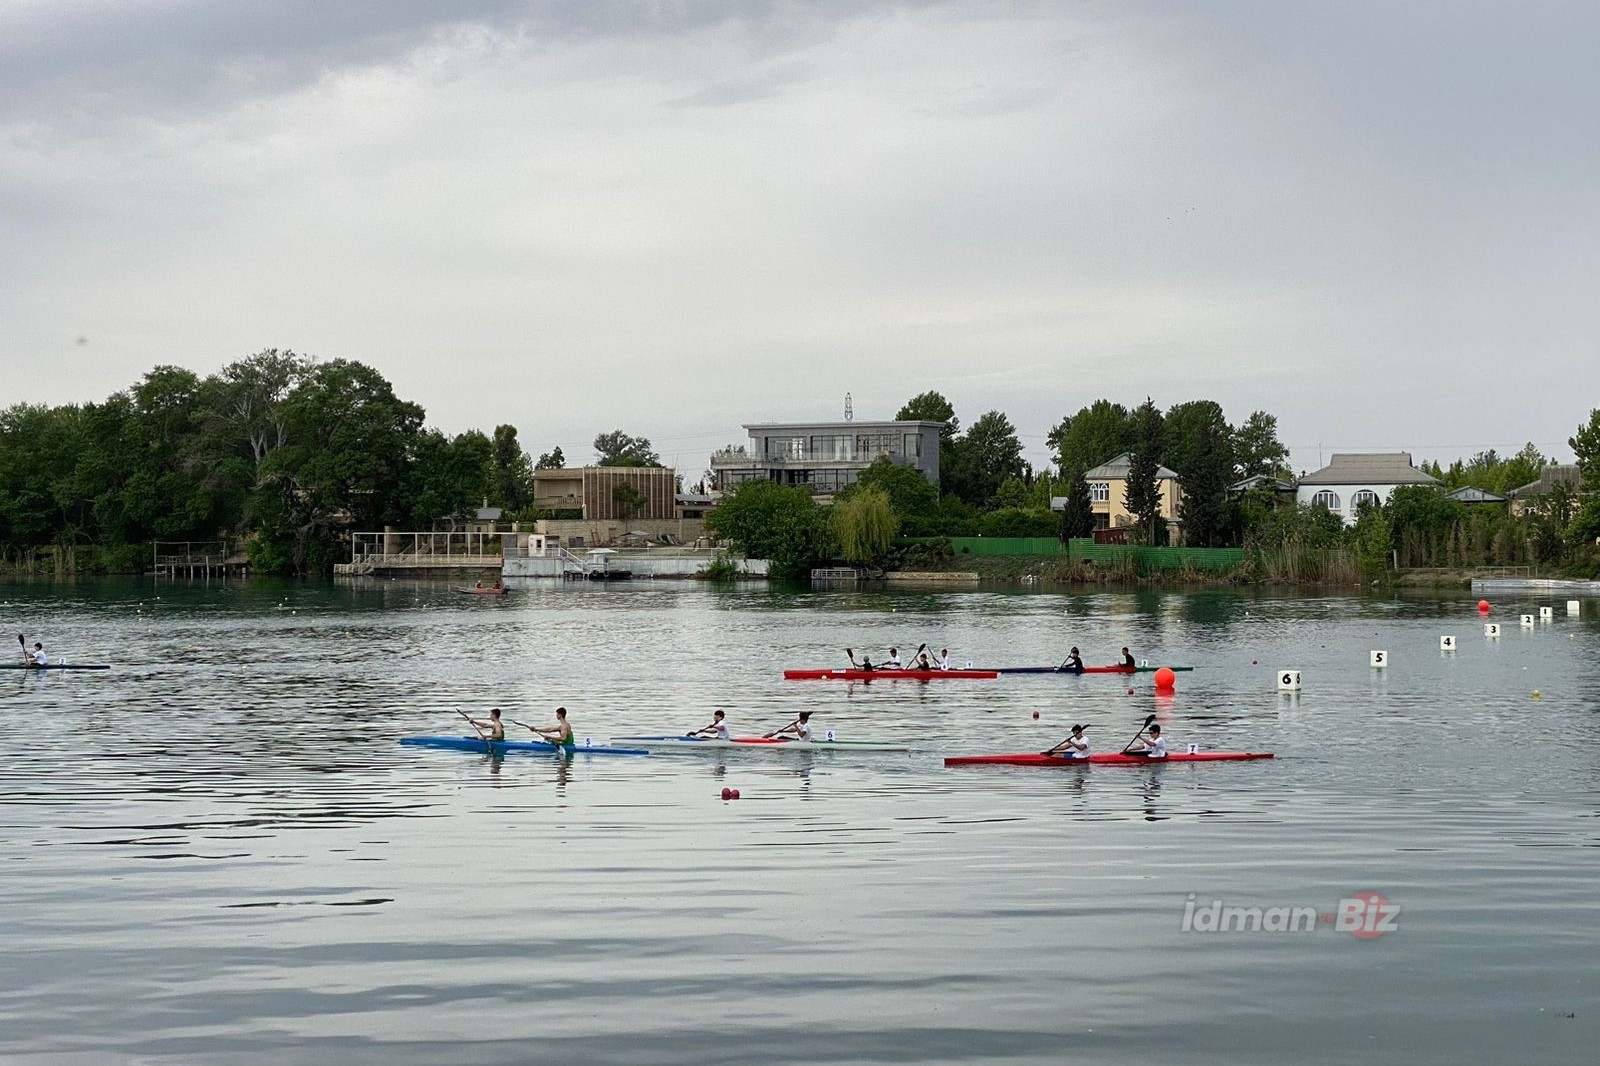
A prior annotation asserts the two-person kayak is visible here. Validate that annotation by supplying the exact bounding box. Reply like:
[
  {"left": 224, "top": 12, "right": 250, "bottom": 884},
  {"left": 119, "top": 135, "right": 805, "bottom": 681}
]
[
  {"left": 945, "top": 751, "right": 1273, "bottom": 766},
  {"left": 611, "top": 735, "right": 911, "bottom": 752},
  {"left": 784, "top": 668, "right": 997, "bottom": 680},
  {"left": 400, "top": 736, "right": 648, "bottom": 756}
]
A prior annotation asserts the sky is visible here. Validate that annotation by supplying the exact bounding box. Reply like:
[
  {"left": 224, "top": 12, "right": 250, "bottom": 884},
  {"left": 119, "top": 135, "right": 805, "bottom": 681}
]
[{"left": 3, "top": 0, "right": 1595, "bottom": 479}]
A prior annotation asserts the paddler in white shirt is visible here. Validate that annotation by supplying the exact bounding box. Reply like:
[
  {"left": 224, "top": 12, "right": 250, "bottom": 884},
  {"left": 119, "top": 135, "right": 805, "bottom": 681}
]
[
  {"left": 690, "top": 710, "right": 731, "bottom": 740},
  {"left": 885, "top": 647, "right": 903, "bottom": 668},
  {"left": 1043, "top": 723, "right": 1090, "bottom": 759},
  {"left": 765, "top": 711, "right": 814, "bottom": 743},
  {"left": 936, "top": 648, "right": 950, "bottom": 670},
  {"left": 1126, "top": 723, "right": 1168, "bottom": 758},
  {"left": 28, "top": 642, "right": 49, "bottom": 667}
]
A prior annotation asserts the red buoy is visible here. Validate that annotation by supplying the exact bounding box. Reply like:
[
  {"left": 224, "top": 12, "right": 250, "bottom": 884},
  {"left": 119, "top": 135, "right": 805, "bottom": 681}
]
[
  {"left": 1154, "top": 666, "right": 1176, "bottom": 689},
  {"left": 720, "top": 788, "right": 732, "bottom": 800},
  {"left": 1478, "top": 600, "right": 1490, "bottom": 613},
  {"left": 730, "top": 789, "right": 741, "bottom": 800}
]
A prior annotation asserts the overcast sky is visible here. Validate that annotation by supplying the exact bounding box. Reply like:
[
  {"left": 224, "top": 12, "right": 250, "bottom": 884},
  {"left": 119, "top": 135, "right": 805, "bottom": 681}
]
[{"left": 3, "top": 0, "right": 1594, "bottom": 477}]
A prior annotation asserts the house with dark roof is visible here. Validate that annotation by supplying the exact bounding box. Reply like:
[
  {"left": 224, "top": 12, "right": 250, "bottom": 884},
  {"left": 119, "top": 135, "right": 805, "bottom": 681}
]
[
  {"left": 1296, "top": 453, "right": 1439, "bottom": 525},
  {"left": 1506, "top": 464, "right": 1581, "bottom": 517}
]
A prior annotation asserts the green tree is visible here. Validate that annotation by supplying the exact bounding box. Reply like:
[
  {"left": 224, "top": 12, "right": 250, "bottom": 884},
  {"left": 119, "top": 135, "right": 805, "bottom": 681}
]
[
  {"left": 1163, "top": 400, "right": 1231, "bottom": 480},
  {"left": 1058, "top": 469, "right": 1095, "bottom": 541},
  {"left": 491, "top": 424, "right": 534, "bottom": 509},
  {"left": 401, "top": 429, "right": 494, "bottom": 528},
  {"left": 895, "top": 391, "right": 959, "bottom": 442},
  {"left": 1124, "top": 398, "right": 1165, "bottom": 545},
  {"left": 946, "top": 410, "right": 1024, "bottom": 507},
  {"left": 535, "top": 446, "right": 566, "bottom": 470},
  {"left": 979, "top": 507, "right": 1058, "bottom": 537},
  {"left": 841, "top": 456, "right": 940, "bottom": 535},
  {"left": 994, "top": 475, "right": 1031, "bottom": 509},
  {"left": 1177, "top": 416, "right": 1235, "bottom": 547},
  {"left": 1351, "top": 498, "right": 1392, "bottom": 574},
  {"left": 612, "top": 483, "right": 648, "bottom": 523},
  {"left": 833, "top": 486, "right": 897, "bottom": 564},
  {"left": 1233, "top": 410, "right": 1290, "bottom": 479},
  {"left": 1047, "top": 400, "right": 1134, "bottom": 477},
  {"left": 705, "top": 480, "right": 833, "bottom": 579},
  {"left": 594, "top": 430, "right": 661, "bottom": 467}
]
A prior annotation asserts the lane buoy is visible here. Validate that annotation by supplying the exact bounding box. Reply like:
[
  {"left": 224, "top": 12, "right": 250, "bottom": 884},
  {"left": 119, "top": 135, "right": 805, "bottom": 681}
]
[
  {"left": 1478, "top": 599, "right": 1490, "bottom": 613},
  {"left": 1153, "top": 666, "right": 1176, "bottom": 688}
]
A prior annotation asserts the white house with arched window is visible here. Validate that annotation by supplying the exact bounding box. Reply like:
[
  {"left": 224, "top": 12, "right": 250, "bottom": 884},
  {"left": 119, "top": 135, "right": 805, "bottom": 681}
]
[{"left": 1296, "top": 453, "right": 1440, "bottom": 525}]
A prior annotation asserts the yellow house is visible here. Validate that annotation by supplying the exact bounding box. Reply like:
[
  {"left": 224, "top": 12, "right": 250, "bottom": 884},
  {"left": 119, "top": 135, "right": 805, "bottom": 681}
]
[{"left": 1083, "top": 452, "right": 1183, "bottom": 540}]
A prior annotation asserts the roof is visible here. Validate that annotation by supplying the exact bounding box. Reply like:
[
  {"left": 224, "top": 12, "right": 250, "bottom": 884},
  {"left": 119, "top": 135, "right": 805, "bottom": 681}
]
[
  {"left": 1444, "top": 486, "right": 1507, "bottom": 503},
  {"left": 1083, "top": 452, "right": 1179, "bottom": 481},
  {"left": 1509, "top": 464, "right": 1581, "bottom": 497},
  {"left": 1229, "top": 474, "right": 1296, "bottom": 493},
  {"left": 1298, "top": 453, "right": 1438, "bottom": 487},
  {"left": 743, "top": 420, "right": 947, "bottom": 432}
]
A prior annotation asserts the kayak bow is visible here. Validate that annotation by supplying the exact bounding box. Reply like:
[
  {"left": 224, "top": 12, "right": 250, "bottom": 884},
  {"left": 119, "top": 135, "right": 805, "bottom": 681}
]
[
  {"left": 400, "top": 735, "right": 648, "bottom": 756},
  {"left": 975, "top": 664, "right": 1195, "bottom": 674},
  {"left": 944, "top": 751, "right": 1273, "bottom": 767}
]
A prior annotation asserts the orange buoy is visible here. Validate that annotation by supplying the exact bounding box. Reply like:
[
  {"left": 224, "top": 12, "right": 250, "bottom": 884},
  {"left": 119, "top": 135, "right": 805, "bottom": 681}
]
[
  {"left": 1478, "top": 600, "right": 1490, "bottom": 613},
  {"left": 1154, "top": 666, "right": 1176, "bottom": 688}
]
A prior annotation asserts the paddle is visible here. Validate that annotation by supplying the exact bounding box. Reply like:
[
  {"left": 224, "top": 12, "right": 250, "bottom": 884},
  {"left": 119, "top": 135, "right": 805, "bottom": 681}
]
[
  {"left": 510, "top": 717, "right": 547, "bottom": 739},
  {"left": 455, "top": 708, "right": 488, "bottom": 742},
  {"left": 1121, "top": 714, "right": 1158, "bottom": 754},
  {"left": 17, "top": 633, "right": 27, "bottom": 666},
  {"left": 1041, "top": 724, "right": 1086, "bottom": 757},
  {"left": 762, "top": 717, "right": 799, "bottom": 740}
]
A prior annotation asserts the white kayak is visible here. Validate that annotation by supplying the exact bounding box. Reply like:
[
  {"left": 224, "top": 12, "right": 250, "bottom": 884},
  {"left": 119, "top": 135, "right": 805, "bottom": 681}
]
[{"left": 610, "top": 734, "right": 912, "bottom": 753}]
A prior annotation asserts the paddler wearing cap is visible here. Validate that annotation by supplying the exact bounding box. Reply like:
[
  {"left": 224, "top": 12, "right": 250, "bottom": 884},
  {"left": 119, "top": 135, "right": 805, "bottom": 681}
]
[{"left": 1043, "top": 723, "right": 1090, "bottom": 758}]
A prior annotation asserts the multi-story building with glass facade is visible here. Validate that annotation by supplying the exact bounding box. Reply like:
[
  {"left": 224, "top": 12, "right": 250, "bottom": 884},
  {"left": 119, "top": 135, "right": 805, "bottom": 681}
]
[{"left": 709, "top": 420, "right": 943, "bottom": 496}]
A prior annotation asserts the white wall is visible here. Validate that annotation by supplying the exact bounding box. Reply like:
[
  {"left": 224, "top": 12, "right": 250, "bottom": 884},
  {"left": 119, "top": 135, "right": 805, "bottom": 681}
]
[{"left": 1294, "top": 483, "right": 1394, "bottom": 526}]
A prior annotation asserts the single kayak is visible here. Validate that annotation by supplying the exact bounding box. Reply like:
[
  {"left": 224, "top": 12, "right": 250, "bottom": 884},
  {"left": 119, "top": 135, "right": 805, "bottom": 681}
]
[
  {"left": 944, "top": 751, "right": 1274, "bottom": 767},
  {"left": 400, "top": 735, "right": 648, "bottom": 756},
  {"left": 611, "top": 735, "right": 912, "bottom": 753},
  {"left": 976, "top": 664, "right": 1194, "bottom": 674},
  {"left": 455, "top": 586, "right": 507, "bottom": 595},
  {"left": 1, "top": 663, "right": 111, "bottom": 670},
  {"left": 783, "top": 668, "right": 998, "bottom": 680}
]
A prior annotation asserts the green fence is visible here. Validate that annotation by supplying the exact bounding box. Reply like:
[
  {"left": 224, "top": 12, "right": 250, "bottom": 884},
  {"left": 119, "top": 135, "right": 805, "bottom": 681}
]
[
  {"left": 909, "top": 536, "right": 1248, "bottom": 570},
  {"left": 1065, "top": 539, "right": 1246, "bottom": 571}
]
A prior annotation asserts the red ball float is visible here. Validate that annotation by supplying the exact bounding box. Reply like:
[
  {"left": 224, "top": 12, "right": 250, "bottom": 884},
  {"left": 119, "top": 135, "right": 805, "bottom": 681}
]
[
  {"left": 1154, "top": 666, "right": 1176, "bottom": 689},
  {"left": 1478, "top": 600, "right": 1491, "bottom": 613},
  {"left": 720, "top": 788, "right": 733, "bottom": 800},
  {"left": 730, "top": 789, "right": 741, "bottom": 800}
]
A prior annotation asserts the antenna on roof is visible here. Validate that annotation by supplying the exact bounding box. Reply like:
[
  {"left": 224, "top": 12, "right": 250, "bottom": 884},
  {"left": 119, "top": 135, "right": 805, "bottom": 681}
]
[{"left": 844, "top": 392, "right": 853, "bottom": 422}]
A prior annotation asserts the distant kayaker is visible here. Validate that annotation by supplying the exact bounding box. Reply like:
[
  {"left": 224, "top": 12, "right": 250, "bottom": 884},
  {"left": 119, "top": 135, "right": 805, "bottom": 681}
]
[
  {"left": 467, "top": 708, "right": 506, "bottom": 740},
  {"left": 533, "top": 707, "right": 575, "bottom": 750},
  {"left": 885, "top": 647, "right": 903, "bottom": 668},
  {"left": 936, "top": 648, "right": 950, "bottom": 670},
  {"left": 1059, "top": 647, "right": 1084, "bottom": 674},
  {"left": 1127, "top": 723, "right": 1168, "bottom": 758},
  {"left": 766, "top": 711, "right": 813, "bottom": 743},
  {"left": 691, "top": 710, "right": 731, "bottom": 740},
  {"left": 1120, "top": 647, "right": 1136, "bottom": 670},
  {"left": 26, "top": 642, "right": 49, "bottom": 667},
  {"left": 914, "top": 649, "right": 933, "bottom": 670},
  {"left": 1044, "top": 724, "right": 1089, "bottom": 758}
]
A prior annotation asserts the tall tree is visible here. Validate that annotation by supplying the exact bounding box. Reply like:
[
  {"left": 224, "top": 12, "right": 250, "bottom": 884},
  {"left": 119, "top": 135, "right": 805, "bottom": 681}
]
[
  {"left": 1058, "top": 469, "right": 1095, "bottom": 540},
  {"left": 1047, "top": 400, "right": 1134, "bottom": 477},
  {"left": 1177, "top": 417, "right": 1234, "bottom": 546},
  {"left": 947, "top": 410, "right": 1024, "bottom": 507},
  {"left": 491, "top": 424, "right": 534, "bottom": 509},
  {"left": 841, "top": 456, "right": 940, "bottom": 534},
  {"left": 1233, "top": 410, "right": 1290, "bottom": 479},
  {"left": 1163, "top": 400, "right": 1231, "bottom": 480},
  {"left": 1124, "top": 397, "right": 1165, "bottom": 545},
  {"left": 833, "top": 486, "right": 898, "bottom": 564},
  {"left": 593, "top": 430, "right": 661, "bottom": 467},
  {"left": 535, "top": 446, "right": 566, "bottom": 470}
]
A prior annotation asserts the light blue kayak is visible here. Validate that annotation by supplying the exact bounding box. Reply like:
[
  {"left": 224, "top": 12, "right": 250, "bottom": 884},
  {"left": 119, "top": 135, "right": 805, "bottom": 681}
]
[{"left": 400, "top": 735, "right": 649, "bottom": 756}]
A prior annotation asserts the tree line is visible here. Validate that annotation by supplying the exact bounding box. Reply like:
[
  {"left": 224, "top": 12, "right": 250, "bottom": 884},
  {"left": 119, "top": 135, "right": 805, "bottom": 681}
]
[
  {"left": 707, "top": 390, "right": 1600, "bottom": 580},
  {"left": 0, "top": 351, "right": 666, "bottom": 574}
]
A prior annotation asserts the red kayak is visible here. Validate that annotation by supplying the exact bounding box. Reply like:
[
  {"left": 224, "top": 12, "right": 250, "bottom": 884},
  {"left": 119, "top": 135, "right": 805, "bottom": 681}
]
[
  {"left": 784, "top": 668, "right": 999, "bottom": 680},
  {"left": 944, "top": 751, "right": 1274, "bottom": 766}
]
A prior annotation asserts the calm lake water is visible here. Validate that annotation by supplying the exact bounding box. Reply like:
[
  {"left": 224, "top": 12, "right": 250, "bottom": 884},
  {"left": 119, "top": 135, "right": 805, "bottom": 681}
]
[{"left": 2, "top": 577, "right": 1596, "bottom": 1065}]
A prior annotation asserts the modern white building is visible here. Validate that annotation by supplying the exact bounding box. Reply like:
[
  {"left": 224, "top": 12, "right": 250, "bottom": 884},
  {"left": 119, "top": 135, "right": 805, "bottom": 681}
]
[
  {"left": 1296, "top": 453, "right": 1439, "bottom": 524},
  {"left": 709, "top": 420, "right": 943, "bottom": 496}
]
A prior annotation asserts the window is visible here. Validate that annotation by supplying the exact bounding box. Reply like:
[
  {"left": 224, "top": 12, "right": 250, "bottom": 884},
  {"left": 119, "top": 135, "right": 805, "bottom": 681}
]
[
  {"left": 1311, "top": 490, "right": 1341, "bottom": 511},
  {"left": 1351, "top": 489, "right": 1380, "bottom": 512},
  {"left": 1091, "top": 482, "right": 1110, "bottom": 503},
  {"left": 903, "top": 434, "right": 921, "bottom": 458}
]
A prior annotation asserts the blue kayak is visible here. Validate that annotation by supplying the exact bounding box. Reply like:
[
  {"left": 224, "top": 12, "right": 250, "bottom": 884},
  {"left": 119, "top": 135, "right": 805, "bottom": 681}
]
[{"left": 400, "top": 735, "right": 650, "bottom": 756}]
